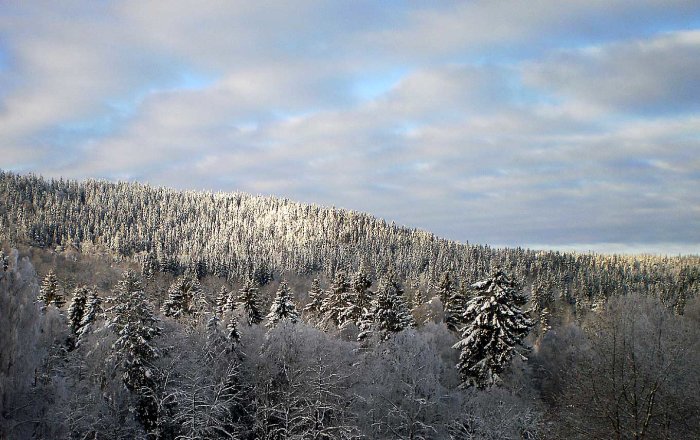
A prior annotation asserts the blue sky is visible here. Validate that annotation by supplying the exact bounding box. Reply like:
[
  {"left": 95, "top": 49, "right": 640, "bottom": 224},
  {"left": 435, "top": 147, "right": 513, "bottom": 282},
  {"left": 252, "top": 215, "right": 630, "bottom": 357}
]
[{"left": 1, "top": 1, "right": 699, "bottom": 255}]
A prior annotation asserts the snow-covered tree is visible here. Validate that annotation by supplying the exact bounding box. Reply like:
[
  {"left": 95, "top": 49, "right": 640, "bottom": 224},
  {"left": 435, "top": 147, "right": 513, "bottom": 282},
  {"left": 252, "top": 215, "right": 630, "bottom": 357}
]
[
  {"left": 77, "top": 290, "right": 102, "bottom": 343},
  {"left": 436, "top": 271, "right": 454, "bottom": 306},
  {"left": 226, "top": 314, "right": 241, "bottom": 346},
  {"left": 161, "top": 275, "right": 208, "bottom": 320},
  {"left": 453, "top": 270, "right": 531, "bottom": 388},
  {"left": 412, "top": 289, "right": 425, "bottom": 310},
  {"left": 215, "top": 285, "right": 229, "bottom": 316},
  {"left": 303, "top": 278, "right": 324, "bottom": 315},
  {"left": 108, "top": 271, "right": 162, "bottom": 430},
  {"left": 267, "top": 280, "right": 299, "bottom": 328},
  {"left": 444, "top": 283, "right": 466, "bottom": 332},
  {"left": 238, "top": 278, "right": 263, "bottom": 325},
  {"left": 38, "top": 269, "right": 63, "bottom": 309},
  {"left": 531, "top": 280, "right": 554, "bottom": 336},
  {"left": 0, "top": 249, "right": 8, "bottom": 272},
  {"left": 321, "top": 271, "right": 350, "bottom": 327},
  {"left": 359, "top": 268, "right": 413, "bottom": 340},
  {"left": 67, "top": 285, "right": 89, "bottom": 335},
  {"left": 339, "top": 265, "right": 373, "bottom": 329}
]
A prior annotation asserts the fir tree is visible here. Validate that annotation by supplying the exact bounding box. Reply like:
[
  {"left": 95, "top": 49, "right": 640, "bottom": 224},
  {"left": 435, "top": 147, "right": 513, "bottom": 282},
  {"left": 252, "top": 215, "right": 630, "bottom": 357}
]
[
  {"left": 352, "top": 264, "right": 373, "bottom": 312},
  {"left": 161, "top": 275, "right": 208, "bottom": 319},
  {"left": 339, "top": 265, "right": 373, "bottom": 329},
  {"left": 215, "top": 285, "right": 229, "bottom": 316},
  {"left": 321, "top": 271, "right": 350, "bottom": 327},
  {"left": 141, "top": 252, "right": 158, "bottom": 282},
  {"left": 238, "top": 278, "right": 263, "bottom": 325},
  {"left": 360, "top": 268, "right": 413, "bottom": 340},
  {"left": 303, "top": 278, "right": 324, "bottom": 315},
  {"left": 38, "top": 269, "right": 61, "bottom": 309},
  {"left": 436, "top": 271, "right": 454, "bottom": 306},
  {"left": 226, "top": 314, "right": 241, "bottom": 346},
  {"left": 0, "top": 249, "right": 8, "bottom": 272},
  {"left": 412, "top": 289, "right": 425, "bottom": 310},
  {"left": 266, "top": 280, "right": 299, "bottom": 328},
  {"left": 531, "top": 280, "right": 555, "bottom": 335},
  {"left": 67, "top": 285, "right": 89, "bottom": 335},
  {"left": 444, "top": 282, "right": 467, "bottom": 332},
  {"left": 77, "top": 290, "right": 102, "bottom": 343},
  {"left": 205, "top": 313, "right": 227, "bottom": 359},
  {"left": 108, "top": 271, "right": 161, "bottom": 430},
  {"left": 452, "top": 270, "right": 532, "bottom": 388}
]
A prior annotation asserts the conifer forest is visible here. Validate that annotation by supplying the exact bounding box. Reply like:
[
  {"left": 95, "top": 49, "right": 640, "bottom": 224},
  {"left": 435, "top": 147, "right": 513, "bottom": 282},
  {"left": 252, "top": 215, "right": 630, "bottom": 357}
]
[{"left": 0, "top": 171, "right": 698, "bottom": 439}]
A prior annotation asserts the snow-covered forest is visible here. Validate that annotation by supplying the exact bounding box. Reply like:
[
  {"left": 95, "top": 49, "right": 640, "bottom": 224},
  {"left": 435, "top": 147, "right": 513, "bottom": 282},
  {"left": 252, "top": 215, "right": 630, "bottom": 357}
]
[{"left": 1, "top": 171, "right": 699, "bottom": 439}]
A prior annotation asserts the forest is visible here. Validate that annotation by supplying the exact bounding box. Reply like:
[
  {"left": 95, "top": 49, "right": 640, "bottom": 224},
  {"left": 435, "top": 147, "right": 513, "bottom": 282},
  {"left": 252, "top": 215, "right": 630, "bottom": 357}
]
[{"left": 1, "top": 171, "right": 699, "bottom": 439}]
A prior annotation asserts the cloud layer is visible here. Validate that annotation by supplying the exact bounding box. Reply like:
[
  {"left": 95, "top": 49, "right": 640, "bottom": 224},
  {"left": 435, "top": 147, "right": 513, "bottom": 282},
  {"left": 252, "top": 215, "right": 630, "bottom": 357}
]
[{"left": 1, "top": 1, "right": 699, "bottom": 254}]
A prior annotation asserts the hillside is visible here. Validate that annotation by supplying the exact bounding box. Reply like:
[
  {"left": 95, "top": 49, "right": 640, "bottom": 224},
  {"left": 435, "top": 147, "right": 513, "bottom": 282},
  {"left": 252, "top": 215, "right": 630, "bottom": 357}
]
[{"left": 1, "top": 171, "right": 697, "bottom": 312}]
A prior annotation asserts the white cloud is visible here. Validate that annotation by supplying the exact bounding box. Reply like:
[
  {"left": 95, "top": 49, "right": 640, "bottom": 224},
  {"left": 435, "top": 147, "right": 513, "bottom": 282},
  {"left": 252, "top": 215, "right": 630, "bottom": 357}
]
[{"left": 523, "top": 30, "right": 700, "bottom": 113}]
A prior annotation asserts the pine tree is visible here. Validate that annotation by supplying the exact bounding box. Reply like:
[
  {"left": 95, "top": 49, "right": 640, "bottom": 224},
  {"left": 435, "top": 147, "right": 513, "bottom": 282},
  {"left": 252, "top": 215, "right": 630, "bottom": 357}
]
[
  {"left": 321, "top": 271, "right": 350, "bottom": 327},
  {"left": 360, "top": 268, "right": 413, "bottom": 340},
  {"left": 266, "top": 280, "right": 299, "bottom": 328},
  {"left": 226, "top": 314, "right": 241, "bottom": 346},
  {"left": 452, "top": 270, "right": 532, "bottom": 388},
  {"left": 77, "top": 290, "right": 102, "bottom": 343},
  {"left": 38, "top": 269, "right": 61, "bottom": 309},
  {"left": 352, "top": 264, "right": 373, "bottom": 312},
  {"left": 238, "top": 278, "right": 263, "bottom": 325},
  {"left": 141, "top": 252, "right": 158, "bottom": 282},
  {"left": 436, "top": 271, "right": 454, "bottom": 306},
  {"left": 0, "top": 249, "right": 8, "bottom": 272},
  {"left": 161, "top": 275, "right": 208, "bottom": 319},
  {"left": 67, "top": 285, "right": 89, "bottom": 335},
  {"left": 303, "top": 278, "right": 324, "bottom": 315},
  {"left": 412, "top": 289, "right": 425, "bottom": 310},
  {"left": 444, "top": 282, "right": 467, "bottom": 332},
  {"left": 531, "top": 280, "right": 554, "bottom": 335},
  {"left": 108, "top": 271, "right": 161, "bottom": 430},
  {"left": 205, "top": 313, "right": 227, "bottom": 359},
  {"left": 339, "top": 265, "right": 373, "bottom": 329},
  {"left": 215, "top": 285, "right": 229, "bottom": 316}
]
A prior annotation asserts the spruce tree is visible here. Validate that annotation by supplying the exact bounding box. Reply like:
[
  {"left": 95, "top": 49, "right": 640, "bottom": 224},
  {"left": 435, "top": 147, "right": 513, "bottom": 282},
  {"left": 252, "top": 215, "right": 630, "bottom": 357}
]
[
  {"left": 531, "top": 280, "right": 554, "bottom": 335},
  {"left": 444, "top": 282, "right": 467, "bottom": 332},
  {"left": 436, "top": 271, "right": 454, "bottom": 306},
  {"left": 108, "top": 271, "right": 161, "bottom": 430},
  {"left": 226, "top": 314, "right": 241, "bottom": 346},
  {"left": 303, "top": 278, "right": 324, "bottom": 315},
  {"left": 238, "top": 278, "right": 263, "bottom": 325},
  {"left": 161, "top": 275, "right": 208, "bottom": 319},
  {"left": 266, "top": 280, "right": 299, "bottom": 328},
  {"left": 321, "top": 271, "right": 350, "bottom": 327},
  {"left": 339, "top": 265, "right": 373, "bottom": 329},
  {"left": 205, "top": 313, "right": 227, "bottom": 359},
  {"left": 77, "top": 290, "right": 102, "bottom": 343},
  {"left": 215, "top": 285, "right": 229, "bottom": 316},
  {"left": 38, "top": 269, "right": 60, "bottom": 309},
  {"left": 67, "top": 285, "right": 89, "bottom": 335},
  {"left": 452, "top": 270, "right": 531, "bottom": 388},
  {"left": 360, "top": 268, "right": 413, "bottom": 340},
  {"left": 0, "top": 249, "right": 8, "bottom": 272}
]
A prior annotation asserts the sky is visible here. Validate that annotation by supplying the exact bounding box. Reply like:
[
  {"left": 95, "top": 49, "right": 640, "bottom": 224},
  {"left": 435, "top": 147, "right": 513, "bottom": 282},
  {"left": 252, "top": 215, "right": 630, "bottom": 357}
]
[{"left": 1, "top": 1, "right": 699, "bottom": 255}]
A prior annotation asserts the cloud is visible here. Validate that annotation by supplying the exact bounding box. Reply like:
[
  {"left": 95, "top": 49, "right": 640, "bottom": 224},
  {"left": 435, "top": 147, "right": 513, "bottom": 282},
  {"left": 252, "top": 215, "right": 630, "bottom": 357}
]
[
  {"left": 523, "top": 30, "right": 700, "bottom": 114},
  {"left": 0, "top": 2, "right": 698, "bottom": 253},
  {"left": 364, "top": 0, "right": 700, "bottom": 60}
]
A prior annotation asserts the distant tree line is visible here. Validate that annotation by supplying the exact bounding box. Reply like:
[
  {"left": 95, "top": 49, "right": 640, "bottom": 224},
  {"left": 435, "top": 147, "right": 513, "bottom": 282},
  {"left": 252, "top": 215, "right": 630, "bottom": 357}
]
[{"left": 0, "top": 171, "right": 697, "bottom": 318}]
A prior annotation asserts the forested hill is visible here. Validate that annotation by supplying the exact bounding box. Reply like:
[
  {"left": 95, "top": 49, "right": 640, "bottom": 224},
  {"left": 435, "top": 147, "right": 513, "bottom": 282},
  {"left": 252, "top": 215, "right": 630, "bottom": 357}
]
[{"left": 0, "top": 171, "right": 697, "bottom": 310}]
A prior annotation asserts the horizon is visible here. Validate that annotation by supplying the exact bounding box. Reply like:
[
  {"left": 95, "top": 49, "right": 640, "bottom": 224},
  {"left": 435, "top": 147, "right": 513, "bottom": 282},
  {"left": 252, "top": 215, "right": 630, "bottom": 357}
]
[{"left": 1, "top": 2, "right": 699, "bottom": 255}]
